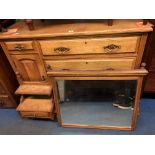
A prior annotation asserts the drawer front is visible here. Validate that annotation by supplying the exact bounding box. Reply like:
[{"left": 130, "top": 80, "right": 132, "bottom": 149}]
[
  {"left": 40, "top": 36, "right": 140, "bottom": 55},
  {"left": 5, "top": 41, "right": 34, "bottom": 51},
  {"left": 45, "top": 58, "right": 136, "bottom": 71},
  {"left": 20, "top": 111, "right": 51, "bottom": 118}
]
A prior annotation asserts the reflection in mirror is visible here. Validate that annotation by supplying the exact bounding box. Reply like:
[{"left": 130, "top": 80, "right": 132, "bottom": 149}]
[{"left": 57, "top": 80, "right": 137, "bottom": 128}]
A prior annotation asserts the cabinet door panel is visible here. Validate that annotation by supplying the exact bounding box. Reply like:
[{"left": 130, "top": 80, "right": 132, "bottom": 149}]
[{"left": 12, "top": 54, "right": 46, "bottom": 82}]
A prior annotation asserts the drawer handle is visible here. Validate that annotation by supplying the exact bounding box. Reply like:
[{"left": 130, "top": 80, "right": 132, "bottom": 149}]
[
  {"left": 54, "top": 47, "right": 70, "bottom": 54},
  {"left": 103, "top": 44, "right": 121, "bottom": 52},
  {"left": 15, "top": 44, "right": 25, "bottom": 51}
]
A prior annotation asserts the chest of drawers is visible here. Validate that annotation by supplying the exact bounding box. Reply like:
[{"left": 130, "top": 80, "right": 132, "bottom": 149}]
[{"left": 0, "top": 19, "right": 153, "bottom": 130}]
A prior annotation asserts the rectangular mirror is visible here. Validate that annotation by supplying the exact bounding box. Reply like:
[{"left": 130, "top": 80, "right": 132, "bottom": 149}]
[{"left": 56, "top": 80, "right": 138, "bottom": 129}]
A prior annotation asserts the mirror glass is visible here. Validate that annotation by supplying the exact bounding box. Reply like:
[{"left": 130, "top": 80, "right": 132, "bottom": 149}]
[{"left": 56, "top": 80, "right": 137, "bottom": 127}]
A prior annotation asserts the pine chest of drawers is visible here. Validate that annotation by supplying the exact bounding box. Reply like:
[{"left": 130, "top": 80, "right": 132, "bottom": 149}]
[{"left": 0, "top": 19, "right": 153, "bottom": 130}]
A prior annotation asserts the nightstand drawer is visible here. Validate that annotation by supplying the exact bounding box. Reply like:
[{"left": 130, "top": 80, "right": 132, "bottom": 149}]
[
  {"left": 45, "top": 58, "right": 136, "bottom": 71},
  {"left": 5, "top": 41, "right": 34, "bottom": 52},
  {"left": 16, "top": 96, "right": 54, "bottom": 120},
  {"left": 40, "top": 36, "right": 140, "bottom": 55}
]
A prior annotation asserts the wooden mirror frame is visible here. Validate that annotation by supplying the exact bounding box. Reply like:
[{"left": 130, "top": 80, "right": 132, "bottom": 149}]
[{"left": 49, "top": 69, "right": 147, "bottom": 130}]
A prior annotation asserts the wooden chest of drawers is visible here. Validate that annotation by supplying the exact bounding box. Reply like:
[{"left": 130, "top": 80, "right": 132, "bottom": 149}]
[{"left": 0, "top": 19, "right": 153, "bottom": 130}]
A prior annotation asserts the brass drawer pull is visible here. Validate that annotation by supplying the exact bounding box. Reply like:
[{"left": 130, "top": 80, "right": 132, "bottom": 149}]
[
  {"left": 54, "top": 47, "right": 70, "bottom": 54},
  {"left": 15, "top": 44, "right": 25, "bottom": 51},
  {"left": 103, "top": 44, "right": 121, "bottom": 52}
]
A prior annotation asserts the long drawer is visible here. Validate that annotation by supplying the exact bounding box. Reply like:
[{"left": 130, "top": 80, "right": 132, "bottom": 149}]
[
  {"left": 39, "top": 36, "right": 140, "bottom": 55},
  {"left": 45, "top": 58, "right": 136, "bottom": 71}
]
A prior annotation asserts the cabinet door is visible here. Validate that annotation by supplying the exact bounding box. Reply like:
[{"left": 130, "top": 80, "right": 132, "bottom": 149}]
[{"left": 12, "top": 54, "right": 46, "bottom": 82}]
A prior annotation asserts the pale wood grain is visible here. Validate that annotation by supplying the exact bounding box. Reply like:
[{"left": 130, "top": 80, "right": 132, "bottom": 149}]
[
  {"left": 16, "top": 96, "right": 53, "bottom": 112},
  {"left": 45, "top": 58, "right": 136, "bottom": 71},
  {"left": 15, "top": 84, "right": 52, "bottom": 95}
]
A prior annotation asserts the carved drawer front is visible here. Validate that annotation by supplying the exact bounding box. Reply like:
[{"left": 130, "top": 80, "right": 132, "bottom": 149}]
[
  {"left": 16, "top": 96, "right": 54, "bottom": 120},
  {"left": 5, "top": 41, "right": 35, "bottom": 52},
  {"left": 39, "top": 36, "right": 140, "bottom": 55},
  {"left": 0, "top": 95, "right": 13, "bottom": 108},
  {"left": 45, "top": 58, "right": 136, "bottom": 71}
]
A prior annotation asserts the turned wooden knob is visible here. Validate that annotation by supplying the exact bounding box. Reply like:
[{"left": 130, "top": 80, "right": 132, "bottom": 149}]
[{"left": 141, "top": 62, "right": 146, "bottom": 69}]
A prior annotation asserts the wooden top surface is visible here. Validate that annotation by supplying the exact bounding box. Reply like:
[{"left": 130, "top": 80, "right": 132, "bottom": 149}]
[
  {"left": 15, "top": 84, "right": 52, "bottom": 96},
  {"left": 0, "top": 20, "right": 153, "bottom": 39},
  {"left": 16, "top": 96, "right": 54, "bottom": 112}
]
